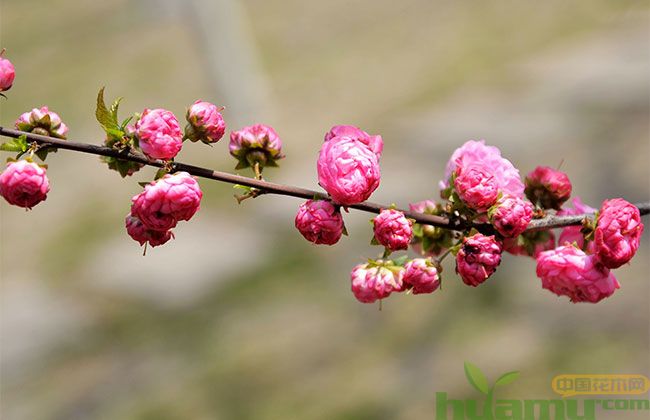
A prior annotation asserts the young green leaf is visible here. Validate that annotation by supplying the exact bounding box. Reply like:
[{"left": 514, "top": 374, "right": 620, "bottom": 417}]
[
  {"left": 494, "top": 371, "right": 520, "bottom": 387},
  {"left": 464, "top": 362, "right": 489, "bottom": 395},
  {"left": 95, "top": 87, "right": 119, "bottom": 132},
  {"left": 0, "top": 137, "right": 27, "bottom": 153}
]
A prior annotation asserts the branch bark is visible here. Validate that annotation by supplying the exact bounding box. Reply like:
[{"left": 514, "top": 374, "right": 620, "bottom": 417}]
[{"left": 1, "top": 126, "right": 648, "bottom": 233}]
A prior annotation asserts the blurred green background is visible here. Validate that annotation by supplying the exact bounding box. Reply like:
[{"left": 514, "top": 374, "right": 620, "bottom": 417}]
[{"left": 1, "top": 1, "right": 649, "bottom": 419}]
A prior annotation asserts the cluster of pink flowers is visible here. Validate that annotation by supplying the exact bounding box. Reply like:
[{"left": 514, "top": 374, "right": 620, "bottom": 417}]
[
  {"left": 127, "top": 172, "right": 202, "bottom": 249},
  {"left": 536, "top": 197, "right": 643, "bottom": 303},
  {"left": 1, "top": 58, "right": 645, "bottom": 303}
]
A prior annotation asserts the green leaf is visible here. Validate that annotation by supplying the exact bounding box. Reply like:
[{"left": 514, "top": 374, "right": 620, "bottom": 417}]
[
  {"left": 391, "top": 255, "right": 409, "bottom": 266},
  {"left": 0, "top": 135, "right": 28, "bottom": 153},
  {"left": 464, "top": 362, "right": 489, "bottom": 395},
  {"left": 35, "top": 147, "right": 56, "bottom": 162},
  {"left": 96, "top": 87, "right": 119, "bottom": 132},
  {"left": 495, "top": 371, "right": 520, "bottom": 387},
  {"left": 120, "top": 116, "right": 134, "bottom": 130},
  {"left": 110, "top": 96, "right": 123, "bottom": 121},
  {"left": 233, "top": 184, "right": 253, "bottom": 194}
]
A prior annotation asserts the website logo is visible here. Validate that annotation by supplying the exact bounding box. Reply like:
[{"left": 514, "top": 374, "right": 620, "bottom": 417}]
[{"left": 434, "top": 362, "right": 650, "bottom": 419}]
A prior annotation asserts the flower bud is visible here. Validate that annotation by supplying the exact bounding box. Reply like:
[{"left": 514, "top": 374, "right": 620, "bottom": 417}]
[
  {"left": 373, "top": 209, "right": 413, "bottom": 251},
  {"left": 131, "top": 172, "right": 202, "bottom": 231},
  {"left": 525, "top": 166, "right": 572, "bottom": 210},
  {"left": 15, "top": 106, "right": 68, "bottom": 139},
  {"left": 403, "top": 258, "right": 440, "bottom": 294},
  {"left": 488, "top": 195, "right": 533, "bottom": 238},
  {"left": 125, "top": 213, "right": 174, "bottom": 247},
  {"left": 324, "top": 125, "right": 383, "bottom": 158},
  {"left": 294, "top": 199, "right": 345, "bottom": 245},
  {"left": 456, "top": 233, "right": 502, "bottom": 286},
  {"left": 0, "top": 160, "right": 49, "bottom": 209},
  {"left": 134, "top": 108, "right": 183, "bottom": 160},
  {"left": 0, "top": 51, "right": 15, "bottom": 92},
  {"left": 229, "top": 124, "right": 284, "bottom": 169},
  {"left": 453, "top": 165, "right": 499, "bottom": 212},
  {"left": 184, "top": 100, "right": 226, "bottom": 144},
  {"left": 441, "top": 140, "right": 524, "bottom": 198},
  {"left": 594, "top": 198, "right": 643, "bottom": 268},
  {"left": 317, "top": 137, "right": 380, "bottom": 205},
  {"left": 350, "top": 260, "right": 404, "bottom": 303},
  {"left": 536, "top": 245, "right": 619, "bottom": 303}
]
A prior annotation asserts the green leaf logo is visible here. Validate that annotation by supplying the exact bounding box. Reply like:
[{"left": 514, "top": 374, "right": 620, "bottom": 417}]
[
  {"left": 464, "top": 362, "right": 489, "bottom": 395},
  {"left": 495, "top": 371, "right": 520, "bottom": 387}
]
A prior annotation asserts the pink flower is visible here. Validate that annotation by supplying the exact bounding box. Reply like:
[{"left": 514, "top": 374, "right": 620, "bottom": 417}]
[
  {"left": 324, "top": 125, "right": 383, "bottom": 158},
  {"left": 317, "top": 137, "right": 381, "bottom": 205},
  {"left": 229, "top": 124, "right": 284, "bottom": 169},
  {"left": 594, "top": 198, "right": 644, "bottom": 269},
  {"left": 403, "top": 258, "right": 440, "bottom": 294},
  {"left": 536, "top": 245, "right": 619, "bottom": 303},
  {"left": 503, "top": 230, "right": 555, "bottom": 258},
  {"left": 125, "top": 213, "right": 174, "bottom": 247},
  {"left": 441, "top": 140, "right": 524, "bottom": 198},
  {"left": 373, "top": 209, "right": 413, "bottom": 251},
  {"left": 15, "top": 106, "right": 68, "bottom": 138},
  {"left": 184, "top": 100, "right": 226, "bottom": 144},
  {"left": 294, "top": 199, "right": 344, "bottom": 245},
  {"left": 135, "top": 108, "right": 183, "bottom": 160},
  {"left": 454, "top": 165, "right": 499, "bottom": 212},
  {"left": 557, "top": 197, "right": 597, "bottom": 251},
  {"left": 489, "top": 195, "right": 533, "bottom": 238},
  {"left": 525, "top": 166, "right": 572, "bottom": 210},
  {"left": 0, "top": 160, "right": 49, "bottom": 209},
  {"left": 456, "top": 233, "right": 502, "bottom": 286},
  {"left": 350, "top": 262, "right": 403, "bottom": 303},
  {"left": 131, "top": 172, "right": 202, "bottom": 231},
  {"left": 0, "top": 52, "right": 15, "bottom": 92}
]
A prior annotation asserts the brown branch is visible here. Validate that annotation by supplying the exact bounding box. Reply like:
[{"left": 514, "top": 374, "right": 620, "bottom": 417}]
[{"left": 1, "top": 127, "right": 648, "bottom": 234}]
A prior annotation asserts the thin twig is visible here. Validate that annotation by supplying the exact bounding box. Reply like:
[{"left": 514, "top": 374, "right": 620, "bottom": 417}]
[{"left": 1, "top": 127, "right": 648, "bottom": 233}]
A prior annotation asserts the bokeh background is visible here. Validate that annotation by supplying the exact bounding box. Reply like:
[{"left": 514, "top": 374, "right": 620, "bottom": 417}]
[{"left": 1, "top": 1, "right": 649, "bottom": 419}]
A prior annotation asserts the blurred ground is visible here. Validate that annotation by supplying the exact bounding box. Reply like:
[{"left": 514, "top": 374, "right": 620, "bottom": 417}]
[{"left": 1, "top": 1, "right": 649, "bottom": 419}]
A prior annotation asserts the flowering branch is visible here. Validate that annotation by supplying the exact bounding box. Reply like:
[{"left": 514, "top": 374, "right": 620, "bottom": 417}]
[{"left": 1, "top": 126, "right": 648, "bottom": 234}]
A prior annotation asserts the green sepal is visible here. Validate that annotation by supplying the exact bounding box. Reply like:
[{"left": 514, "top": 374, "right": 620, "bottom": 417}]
[
  {"left": 412, "top": 223, "right": 424, "bottom": 237},
  {"left": 449, "top": 242, "right": 463, "bottom": 257},
  {"left": 35, "top": 147, "right": 56, "bottom": 162},
  {"left": 341, "top": 224, "right": 349, "bottom": 237},
  {"left": 154, "top": 168, "right": 168, "bottom": 180},
  {"left": 138, "top": 181, "right": 150, "bottom": 188},
  {"left": 370, "top": 236, "right": 380, "bottom": 246},
  {"left": 234, "top": 160, "right": 249, "bottom": 170}
]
